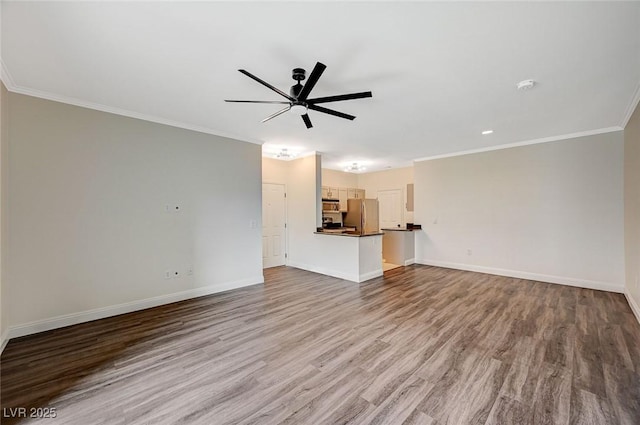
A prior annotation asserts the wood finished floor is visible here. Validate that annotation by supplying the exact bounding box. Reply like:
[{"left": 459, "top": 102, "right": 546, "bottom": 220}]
[{"left": 1, "top": 265, "right": 639, "bottom": 425}]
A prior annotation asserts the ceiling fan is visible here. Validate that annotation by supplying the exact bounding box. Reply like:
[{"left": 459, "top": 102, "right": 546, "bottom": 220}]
[{"left": 225, "top": 62, "right": 372, "bottom": 129}]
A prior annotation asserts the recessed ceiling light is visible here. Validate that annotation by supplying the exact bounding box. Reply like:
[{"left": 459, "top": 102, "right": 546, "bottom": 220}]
[
  {"left": 482, "top": 130, "right": 493, "bottom": 135},
  {"left": 517, "top": 79, "right": 536, "bottom": 90}
]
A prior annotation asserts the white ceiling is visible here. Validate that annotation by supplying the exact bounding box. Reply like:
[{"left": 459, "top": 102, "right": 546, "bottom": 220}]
[{"left": 2, "top": 1, "right": 639, "bottom": 172}]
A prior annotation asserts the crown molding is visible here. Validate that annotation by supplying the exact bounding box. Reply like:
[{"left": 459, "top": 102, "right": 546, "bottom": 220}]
[
  {"left": 621, "top": 81, "right": 640, "bottom": 129},
  {"left": 413, "top": 126, "right": 623, "bottom": 163},
  {"left": 0, "top": 60, "right": 263, "bottom": 146},
  {"left": 1, "top": 58, "right": 16, "bottom": 89}
]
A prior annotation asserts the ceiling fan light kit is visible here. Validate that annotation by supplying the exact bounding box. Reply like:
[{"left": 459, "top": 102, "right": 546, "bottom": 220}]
[
  {"left": 225, "top": 62, "right": 373, "bottom": 129},
  {"left": 290, "top": 104, "right": 308, "bottom": 115}
]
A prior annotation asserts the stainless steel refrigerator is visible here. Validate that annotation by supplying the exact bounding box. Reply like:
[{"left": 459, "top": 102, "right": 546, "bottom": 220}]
[{"left": 344, "top": 198, "right": 380, "bottom": 234}]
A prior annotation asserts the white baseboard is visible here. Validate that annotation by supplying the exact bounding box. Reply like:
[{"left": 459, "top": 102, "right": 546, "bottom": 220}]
[
  {"left": 416, "top": 259, "right": 624, "bottom": 293},
  {"left": 0, "top": 329, "right": 9, "bottom": 355},
  {"left": 287, "top": 261, "right": 383, "bottom": 283},
  {"left": 287, "top": 261, "right": 382, "bottom": 283},
  {"left": 404, "top": 258, "right": 415, "bottom": 266},
  {"left": 359, "top": 269, "right": 384, "bottom": 283},
  {"left": 287, "top": 260, "right": 360, "bottom": 283},
  {"left": 6, "top": 275, "right": 264, "bottom": 341},
  {"left": 625, "top": 289, "right": 640, "bottom": 325}
]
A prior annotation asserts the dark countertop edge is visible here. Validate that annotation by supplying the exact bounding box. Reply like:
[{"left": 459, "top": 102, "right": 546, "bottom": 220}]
[
  {"left": 314, "top": 231, "right": 384, "bottom": 238},
  {"left": 382, "top": 228, "right": 416, "bottom": 232}
]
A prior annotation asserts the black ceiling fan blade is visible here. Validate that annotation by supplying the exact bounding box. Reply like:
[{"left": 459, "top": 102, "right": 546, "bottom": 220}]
[
  {"left": 307, "top": 91, "right": 372, "bottom": 104},
  {"left": 261, "top": 106, "right": 291, "bottom": 123},
  {"left": 301, "top": 114, "right": 313, "bottom": 129},
  {"left": 238, "top": 69, "right": 294, "bottom": 101},
  {"left": 308, "top": 104, "right": 356, "bottom": 120},
  {"left": 224, "top": 99, "right": 289, "bottom": 104},
  {"left": 225, "top": 100, "right": 290, "bottom": 104},
  {"left": 297, "top": 62, "right": 326, "bottom": 101}
]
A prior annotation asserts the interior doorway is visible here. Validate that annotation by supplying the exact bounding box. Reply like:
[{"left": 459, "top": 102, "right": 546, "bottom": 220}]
[
  {"left": 262, "top": 183, "right": 286, "bottom": 268},
  {"left": 377, "top": 188, "right": 403, "bottom": 229}
]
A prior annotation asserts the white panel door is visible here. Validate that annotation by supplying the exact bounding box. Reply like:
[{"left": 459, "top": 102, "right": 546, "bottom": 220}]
[
  {"left": 262, "top": 183, "right": 286, "bottom": 268},
  {"left": 378, "top": 189, "right": 403, "bottom": 229}
]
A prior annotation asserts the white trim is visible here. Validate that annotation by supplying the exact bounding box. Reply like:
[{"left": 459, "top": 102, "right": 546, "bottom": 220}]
[
  {"left": 625, "top": 289, "right": 640, "bottom": 325},
  {"left": 6, "top": 275, "right": 264, "bottom": 340},
  {"left": 0, "top": 329, "right": 9, "bottom": 355},
  {"left": 287, "top": 260, "right": 360, "bottom": 283},
  {"left": 288, "top": 151, "right": 319, "bottom": 160},
  {"left": 0, "top": 58, "right": 16, "bottom": 89},
  {"left": 404, "top": 258, "right": 415, "bottom": 266},
  {"left": 287, "top": 261, "right": 382, "bottom": 283},
  {"left": 359, "top": 269, "right": 384, "bottom": 283},
  {"left": 413, "top": 127, "right": 623, "bottom": 162},
  {"left": 262, "top": 150, "right": 317, "bottom": 161},
  {"left": 416, "top": 259, "right": 624, "bottom": 293},
  {"left": 0, "top": 69, "right": 263, "bottom": 146},
  {"left": 621, "top": 82, "right": 640, "bottom": 128}
]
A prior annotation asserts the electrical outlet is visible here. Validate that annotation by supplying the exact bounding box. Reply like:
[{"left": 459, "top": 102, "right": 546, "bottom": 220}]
[
  {"left": 467, "top": 249, "right": 472, "bottom": 256},
  {"left": 165, "top": 270, "right": 180, "bottom": 279},
  {"left": 187, "top": 267, "right": 193, "bottom": 276},
  {"left": 249, "top": 219, "right": 257, "bottom": 229},
  {"left": 165, "top": 204, "right": 182, "bottom": 213}
]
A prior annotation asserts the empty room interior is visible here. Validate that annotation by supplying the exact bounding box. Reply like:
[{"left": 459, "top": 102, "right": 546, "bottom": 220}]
[{"left": 1, "top": 1, "right": 640, "bottom": 424}]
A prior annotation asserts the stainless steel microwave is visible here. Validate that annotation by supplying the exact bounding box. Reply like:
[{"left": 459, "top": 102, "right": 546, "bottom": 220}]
[{"left": 322, "top": 201, "right": 340, "bottom": 211}]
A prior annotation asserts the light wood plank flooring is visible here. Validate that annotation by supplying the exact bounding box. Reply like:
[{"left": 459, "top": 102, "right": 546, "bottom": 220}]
[{"left": 1, "top": 265, "right": 639, "bottom": 424}]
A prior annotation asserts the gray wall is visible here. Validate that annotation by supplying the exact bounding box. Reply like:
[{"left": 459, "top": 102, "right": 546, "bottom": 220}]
[
  {"left": 625, "top": 101, "right": 640, "bottom": 315},
  {"left": 414, "top": 131, "right": 625, "bottom": 291},
  {"left": 3, "top": 92, "right": 263, "bottom": 335}
]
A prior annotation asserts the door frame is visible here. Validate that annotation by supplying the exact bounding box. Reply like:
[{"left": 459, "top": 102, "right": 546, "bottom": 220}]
[{"left": 262, "top": 182, "right": 288, "bottom": 268}]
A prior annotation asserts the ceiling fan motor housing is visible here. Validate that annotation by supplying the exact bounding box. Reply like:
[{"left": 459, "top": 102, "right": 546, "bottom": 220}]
[
  {"left": 290, "top": 68, "right": 306, "bottom": 98},
  {"left": 292, "top": 68, "right": 306, "bottom": 81}
]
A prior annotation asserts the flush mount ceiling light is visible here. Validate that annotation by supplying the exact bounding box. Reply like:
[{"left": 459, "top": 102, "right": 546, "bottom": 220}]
[
  {"left": 276, "top": 148, "right": 296, "bottom": 159},
  {"left": 345, "top": 162, "right": 366, "bottom": 173},
  {"left": 517, "top": 79, "right": 536, "bottom": 90},
  {"left": 482, "top": 130, "right": 494, "bottom": 135}
]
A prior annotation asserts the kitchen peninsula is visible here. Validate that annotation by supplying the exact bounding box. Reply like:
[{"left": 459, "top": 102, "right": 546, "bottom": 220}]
[
  {"left": 313, "top": 230, "right": 384, "bottom": 283},
  {"left": 314, "top": 195, "right": 384, "bottom": 283}
]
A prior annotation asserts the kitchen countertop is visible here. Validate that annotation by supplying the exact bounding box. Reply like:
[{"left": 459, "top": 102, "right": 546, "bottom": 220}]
[
  {"left": 382, "top": 228, "right": 417, "bottom": 232},
  {"left": 314, "top": 231, "right": 384, "bottom": 237}
]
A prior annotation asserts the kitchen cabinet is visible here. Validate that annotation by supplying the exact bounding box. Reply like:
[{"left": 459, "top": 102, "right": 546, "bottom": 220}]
[
  {"left": 347, "top": 188, "right": 366, "bottom": 199},
  {"left": 322, "top": 186, "right": 339, "bottom": 199},
  {"left": 338, "top": 188, "right": 348, "bottom": 212},
  {"left": 324, "top": 186, "right": 365, "bottom": 209}
]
